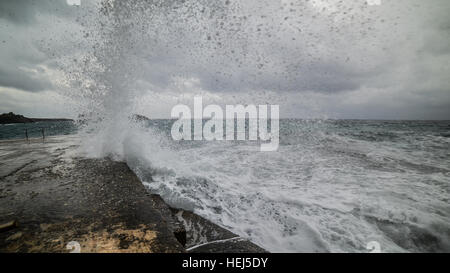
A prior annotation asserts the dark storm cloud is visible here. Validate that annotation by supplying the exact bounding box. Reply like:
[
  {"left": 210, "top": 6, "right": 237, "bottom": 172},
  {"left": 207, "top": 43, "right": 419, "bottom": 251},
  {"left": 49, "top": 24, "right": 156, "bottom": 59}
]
[
  {"left": 0, "top": 67, "right": 53, "bottom": 92},
  {"left": 0, "top": 0, "right": 76, "bottom": 25},
  {"left": 0, "top": 32, "right": 53, "bottom": 92},
  {"left": 94, "top": 0, "right": 407, "bottom": 94},
  {"left": 0, "top": 0, "right": 37, "bottom": 24},
  {"left": 192, "top": 60, "right": 367, "bottom": 93},
  {"left": 175, "top": 0, "right": 450, "bottom": 98},
  {"left": 0, "top": 0, "right": 86, "bottom": 92},
  {"left": 1, "top": 0, "right": 449, "bottom": 119}
]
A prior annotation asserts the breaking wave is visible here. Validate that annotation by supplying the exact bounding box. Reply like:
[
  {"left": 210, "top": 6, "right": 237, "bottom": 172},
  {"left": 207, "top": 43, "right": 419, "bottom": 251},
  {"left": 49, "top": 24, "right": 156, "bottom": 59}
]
[{"left": 79, "top": 119, "right": 450, "bottom": 252}]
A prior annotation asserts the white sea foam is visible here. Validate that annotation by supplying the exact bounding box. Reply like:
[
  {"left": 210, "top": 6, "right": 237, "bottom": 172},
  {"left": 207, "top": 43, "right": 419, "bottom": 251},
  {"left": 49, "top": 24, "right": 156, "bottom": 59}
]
[
  {"left": 77, "top": 120, "right": 450, "bottom": 252},
  {"left": 65, "top": 1, "right": 450, "bottom": 252}
]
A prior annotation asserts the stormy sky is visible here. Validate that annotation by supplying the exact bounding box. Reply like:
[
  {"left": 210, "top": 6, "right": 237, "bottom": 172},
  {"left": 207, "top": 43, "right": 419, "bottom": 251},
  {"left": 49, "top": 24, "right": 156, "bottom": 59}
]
[{"left": 0, "top": 0, "right": 449, "bottom": 119}]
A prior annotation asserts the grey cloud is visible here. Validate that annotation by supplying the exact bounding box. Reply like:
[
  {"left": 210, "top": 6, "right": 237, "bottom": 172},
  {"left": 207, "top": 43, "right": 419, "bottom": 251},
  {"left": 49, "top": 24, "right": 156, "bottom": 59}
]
[
  {"left": 92, "top": 0, "right": 398, "bottom": 93},
  {"left": 0, "top": 0, "right": 78, "bottom": 25},
  {"left": 0, "top": 0, "right": 90, "bottom": 93},
  {"left": 0, "top": 67, "right": 53, "bottom": 92},
  {"left": 1, "top": 0, "right": 449, "bottom": 119},
  {"left": 0, "top": 26, "right": 53, "bottom": 92}
]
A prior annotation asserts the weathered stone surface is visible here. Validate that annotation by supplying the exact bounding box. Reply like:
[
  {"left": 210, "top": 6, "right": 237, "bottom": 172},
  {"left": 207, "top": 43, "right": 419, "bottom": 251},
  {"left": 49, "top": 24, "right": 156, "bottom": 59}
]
[
  {"left": 0, "top": 136, "right": 267, "bottom": 253},
  {"left": 0, "top": 137, "right": 183, "bottom": 252},
  {"left": 0, "top": 220, "right": 17, "bottom": 233}
]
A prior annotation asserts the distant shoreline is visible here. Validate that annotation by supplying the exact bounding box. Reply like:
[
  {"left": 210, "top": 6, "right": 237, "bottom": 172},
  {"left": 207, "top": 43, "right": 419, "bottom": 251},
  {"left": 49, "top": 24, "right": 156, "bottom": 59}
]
[
  {"left": 0, "top": 112, "right": 73, "bottom": 124},
  {"left": 28, "top": 118, "right": 73, "bottom": 122}
]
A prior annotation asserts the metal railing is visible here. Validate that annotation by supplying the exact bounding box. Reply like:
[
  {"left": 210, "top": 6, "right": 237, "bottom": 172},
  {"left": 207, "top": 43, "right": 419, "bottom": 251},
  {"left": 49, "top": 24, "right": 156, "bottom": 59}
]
[{"left": 24, "top": 128, "right": 45, "bottom": 142}]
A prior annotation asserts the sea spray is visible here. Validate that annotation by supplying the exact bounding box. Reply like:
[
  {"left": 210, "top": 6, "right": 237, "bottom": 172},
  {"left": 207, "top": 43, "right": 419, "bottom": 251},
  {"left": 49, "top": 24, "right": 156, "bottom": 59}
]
[
  {"left": 67, "top": 0, "right": 387, "bottom": 129},
  {"left": 54, "top": 1, "right": 450, "bottom": 253}
]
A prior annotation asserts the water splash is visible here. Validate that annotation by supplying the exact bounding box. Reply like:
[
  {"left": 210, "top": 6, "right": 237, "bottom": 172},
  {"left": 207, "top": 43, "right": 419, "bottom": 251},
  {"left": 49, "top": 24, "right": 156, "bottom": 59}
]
[{"left": 52, "top": 1, "right": 450, "bottom": 253}]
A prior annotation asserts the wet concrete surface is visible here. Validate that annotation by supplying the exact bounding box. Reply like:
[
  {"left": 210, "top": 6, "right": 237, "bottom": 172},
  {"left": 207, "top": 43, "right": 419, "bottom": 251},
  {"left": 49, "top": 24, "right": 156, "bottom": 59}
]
[{"left": 0, "top": 136, "right": 266, "bottom": 253}]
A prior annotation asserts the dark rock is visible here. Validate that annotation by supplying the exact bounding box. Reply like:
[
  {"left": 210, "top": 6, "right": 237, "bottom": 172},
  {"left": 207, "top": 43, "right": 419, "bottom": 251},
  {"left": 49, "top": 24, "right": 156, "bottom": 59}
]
[
  {"left": 0, "top": 112, "right": 33, "bottom": 124},
  {"left": 173, "top": 227, "right": 187, "bottom": 247},
  {"left": 0, "top": 220, "right": 18, "bottom": 232},
  {"left": 173, "top": 209, "right": 268, "bottom": 253},
  {"left": 0, "top": 112, "right": 73, "bottom": 124}
]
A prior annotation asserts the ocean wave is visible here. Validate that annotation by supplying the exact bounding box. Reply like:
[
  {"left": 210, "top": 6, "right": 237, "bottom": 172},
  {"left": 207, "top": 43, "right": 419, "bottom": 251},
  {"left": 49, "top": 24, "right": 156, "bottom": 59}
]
[{"left": 76, "top": 119, "right": 450, "bottom": 252}]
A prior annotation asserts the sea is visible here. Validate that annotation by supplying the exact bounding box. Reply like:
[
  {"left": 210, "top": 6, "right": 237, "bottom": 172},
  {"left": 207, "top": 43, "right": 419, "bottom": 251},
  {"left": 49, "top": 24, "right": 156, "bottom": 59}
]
[
  {"left": 1, "top": 119, "right": 449, "bottom": 252},
  {"left": 0, "top": 121, "right": 77, "bottom": 140},
  {"left": 81, "top": 119, "right": 450, "bottom": 252}
]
